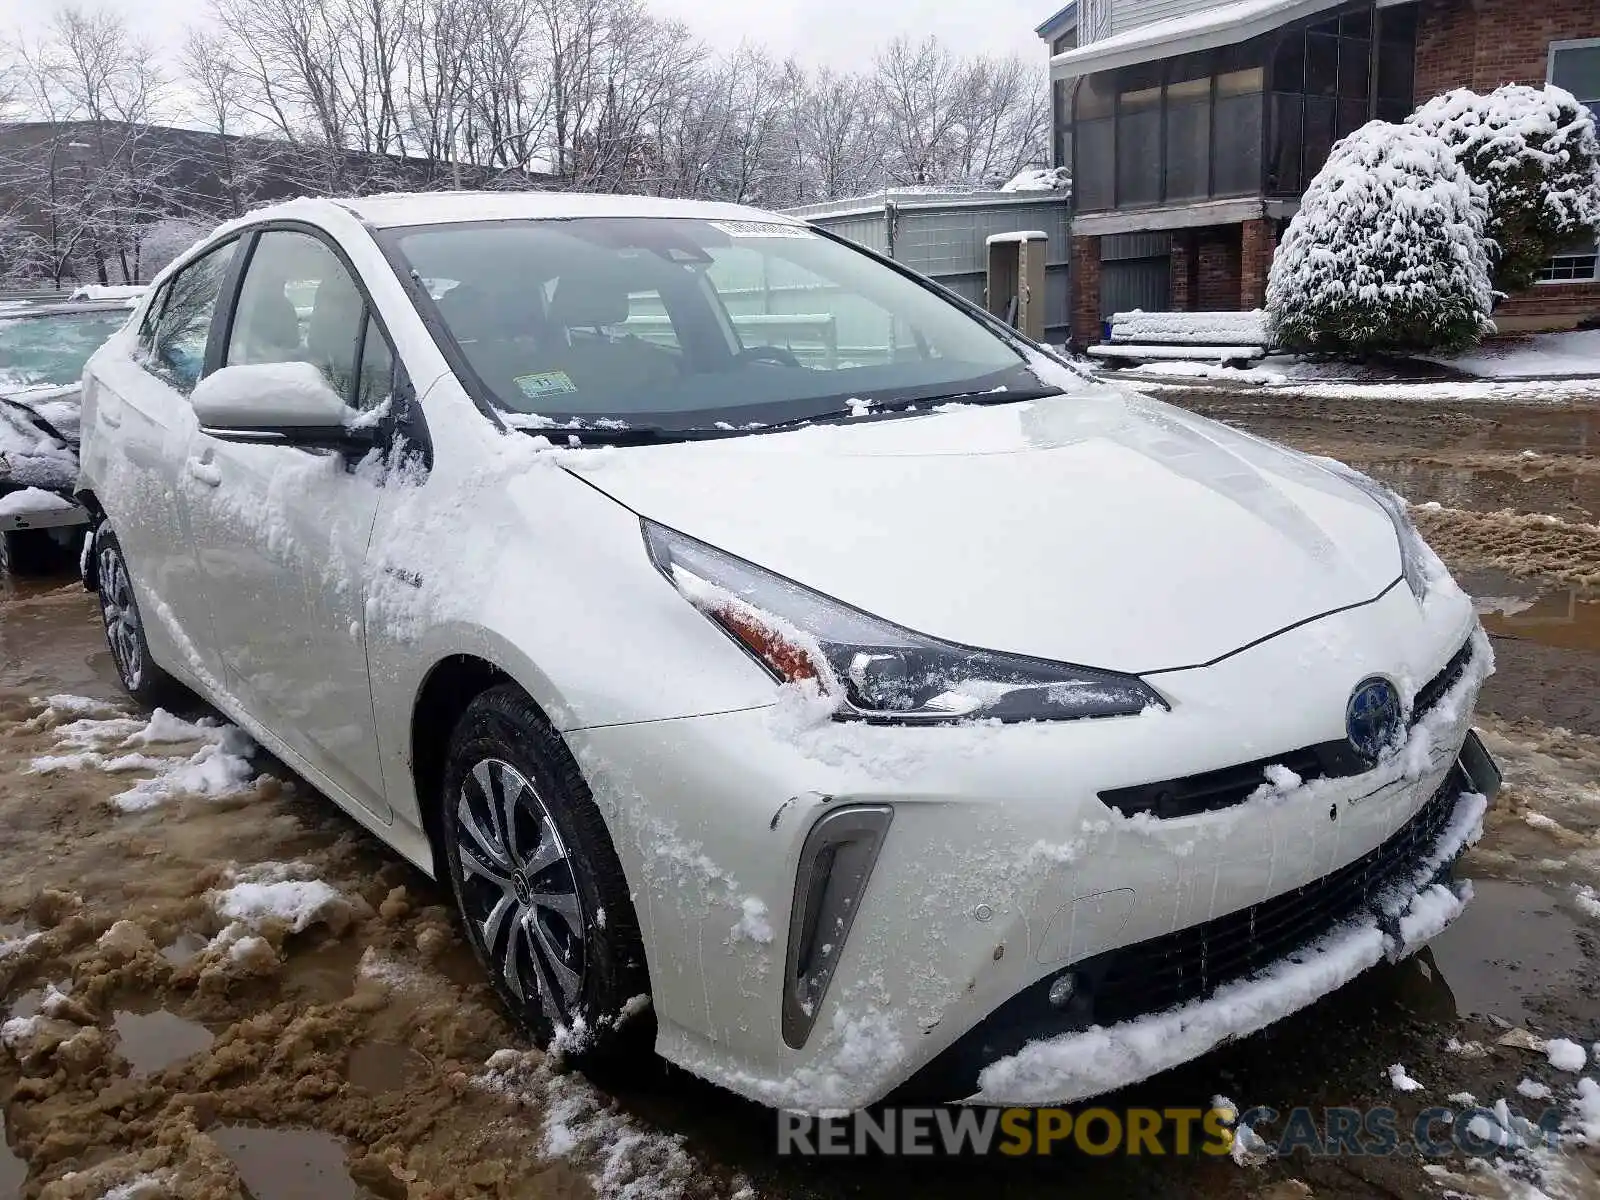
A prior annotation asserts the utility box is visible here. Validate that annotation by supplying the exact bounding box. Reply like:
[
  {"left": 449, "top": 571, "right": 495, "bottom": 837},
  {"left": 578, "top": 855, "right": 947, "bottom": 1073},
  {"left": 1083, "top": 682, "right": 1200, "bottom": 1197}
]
[{"left": 985, "top": 230, "right": 1048, "bottom": 341}]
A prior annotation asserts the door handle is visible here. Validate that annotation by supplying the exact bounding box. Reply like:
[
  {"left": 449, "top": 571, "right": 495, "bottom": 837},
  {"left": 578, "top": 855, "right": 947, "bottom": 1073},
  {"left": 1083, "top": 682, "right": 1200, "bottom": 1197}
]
[
  {"left": 186, "top": 455, "right": 221, "bottom": 487},
  {"left": 99, "top": 409, "right": 122, "bottom": 428}
]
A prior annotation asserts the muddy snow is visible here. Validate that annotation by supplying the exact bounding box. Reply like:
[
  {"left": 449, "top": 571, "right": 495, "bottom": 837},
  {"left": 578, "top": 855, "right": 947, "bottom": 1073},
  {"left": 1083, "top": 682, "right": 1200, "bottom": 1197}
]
[{"left": 0, "top": 390, "right": 1598, "bottom": 1199}]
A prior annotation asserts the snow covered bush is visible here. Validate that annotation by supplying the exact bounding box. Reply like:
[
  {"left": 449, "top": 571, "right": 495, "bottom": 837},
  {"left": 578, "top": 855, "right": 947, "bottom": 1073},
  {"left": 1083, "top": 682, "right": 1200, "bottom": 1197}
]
[
  {"left": 1000, "top": 166, "right": 1071, "bottom": 193},
  {"left": 1267, "top": 120, "right": 1493, "bottom": 357},
  {"left": 1408, "top": 84, "right": 1600, "bottom": 293}
]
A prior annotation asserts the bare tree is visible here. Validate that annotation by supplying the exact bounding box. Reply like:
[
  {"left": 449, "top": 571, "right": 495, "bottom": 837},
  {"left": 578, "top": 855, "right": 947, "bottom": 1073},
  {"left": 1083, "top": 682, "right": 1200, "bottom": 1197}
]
[
  {"left": 0, "top": 0, "right": 1054, "bottom": 282},
  {"left": 10, "top": 6, "right": 179, "bottom": 284},
  {"left": 179, "top": 29, "right": 261, "bottom": 216},
  {"left": 789, "top": 66, "right": 884, "bottom": 202}
]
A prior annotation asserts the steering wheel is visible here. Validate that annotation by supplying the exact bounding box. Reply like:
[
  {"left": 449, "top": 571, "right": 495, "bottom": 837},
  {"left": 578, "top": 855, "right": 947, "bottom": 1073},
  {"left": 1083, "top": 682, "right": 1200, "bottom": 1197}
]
[{"left": 735, "top": 345, "right": 803, "bottom": 368}]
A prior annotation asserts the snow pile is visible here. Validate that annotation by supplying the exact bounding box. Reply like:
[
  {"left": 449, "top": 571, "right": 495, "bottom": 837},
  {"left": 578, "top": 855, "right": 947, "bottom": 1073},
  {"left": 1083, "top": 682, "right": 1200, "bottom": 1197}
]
[
  {"left": 1546, "top": 1039, "right": 1588, "bottom": 1073},
  {"left": 97, "top": 1173, "right": 173, "bottom": 1200},
  {"left": 1211, "top": 1096, "right": 1272, "bottom": 1166},
  {"left": 1434, "top": 329, "right": 1600, "bottom": 380},
  {"left": 0, "top": 486, "right": 76, "bottom": 518},
  {"left": 1574, "top": 885, "right": 1600, "bottom": 921},
  {"left": 1389, "top": 1063, "right": 1425, "bottom": 1092},
  {"left": 27, "top": 701, "right": 258, "bottom": 811},
  {"left": 208, "top": 862, "right": 355, "bottom": 937},
  {"left": 1109, "top": 309, "right": 1268, "bottom": 345},
  {"left": 1128, "top": 360, "right": 1289, "bottom": 386},
  {"left": 0, "top": 930, "right": 41, "bottom": 961},
  {"left": 1267, "top": 120, "right": 1494, "bottom": 356},
  {"left": 1574, "top": 1078, "right": 1600, "bottom": 1143},
  {"left": 67, "top": 284, "right": 146, "bottom": 303},
  {"left": 1433, "top": 1079, "right": 1600, "bottom": 1197},
  {"left": 478, "top": 1049, "right": 707, "bottom": 1199},
  {"left": 999, "top": 166, "right": 1070, "bottom": 193},
  {"left": 1409, "top": 83, "right": 1600, "bottom": 292}
]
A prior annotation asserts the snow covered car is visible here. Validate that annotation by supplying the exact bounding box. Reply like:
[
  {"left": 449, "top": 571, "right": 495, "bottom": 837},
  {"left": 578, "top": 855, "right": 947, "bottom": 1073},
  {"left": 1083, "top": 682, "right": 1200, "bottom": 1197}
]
[
  {"left": 1, "top": 298, "right": 137, "bottom": 569},
  {"left": 74, "top": 194, "right": 1501, "bottom": 1110}
]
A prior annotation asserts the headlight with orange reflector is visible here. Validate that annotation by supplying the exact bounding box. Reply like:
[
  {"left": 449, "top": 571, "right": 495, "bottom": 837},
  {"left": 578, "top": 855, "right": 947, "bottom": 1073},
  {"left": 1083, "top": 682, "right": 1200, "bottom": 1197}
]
[{"left": 642, "top": 520, "right": 1167, "bottom": 724}]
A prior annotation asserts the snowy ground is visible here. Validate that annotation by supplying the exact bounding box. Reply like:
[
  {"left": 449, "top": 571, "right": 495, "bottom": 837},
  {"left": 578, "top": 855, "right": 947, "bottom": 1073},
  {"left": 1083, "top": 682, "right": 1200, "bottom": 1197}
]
[
  {"left": 0, "top": 389, "right": 1598, "bottom": 1199},
  {"left": 1099, "top": 328, "right": 1600, "bottom": 398},
  {"left": 1430, "top": 330, "right": 1600, "bottom": 381}
]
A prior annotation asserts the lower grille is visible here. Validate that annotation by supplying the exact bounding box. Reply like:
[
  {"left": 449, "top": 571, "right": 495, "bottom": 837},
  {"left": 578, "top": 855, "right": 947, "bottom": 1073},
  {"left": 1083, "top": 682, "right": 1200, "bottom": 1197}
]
[
  {"left": 894, "top": 766, "right": 1470, "bottom": 1102},
  {"left": 1082, "top": 770, "right": 1462, "bottom": 1024},
  {"left": 1101, "top": 638, "right": 1473, "bottom": 820}
]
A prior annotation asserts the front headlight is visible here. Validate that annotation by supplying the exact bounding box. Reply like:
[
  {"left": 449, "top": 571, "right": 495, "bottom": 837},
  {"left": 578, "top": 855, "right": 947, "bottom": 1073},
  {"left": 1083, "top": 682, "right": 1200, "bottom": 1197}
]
[
  {"left": 1319, "top": 460, "right": 1436, "bottom": 602},
  {"left": 642, "top": 520, "right": 1167, "bottom": 724}
]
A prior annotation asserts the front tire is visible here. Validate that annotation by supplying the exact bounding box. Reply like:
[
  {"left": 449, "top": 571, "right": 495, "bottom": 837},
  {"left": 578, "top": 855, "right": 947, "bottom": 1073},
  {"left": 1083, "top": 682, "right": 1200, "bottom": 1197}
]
[
  {"left": 95, "top": 529, "right": 183, "bottom": 709},
  {"left": 441, "top": 684, "right": 650, "bottom": 1060}
]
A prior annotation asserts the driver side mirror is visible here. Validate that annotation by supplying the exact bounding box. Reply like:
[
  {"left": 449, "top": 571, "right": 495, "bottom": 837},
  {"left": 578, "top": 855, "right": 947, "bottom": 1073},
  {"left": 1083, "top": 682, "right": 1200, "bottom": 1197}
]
[{"left": 192, "top": 361, "right": 378, "bottom": 451}]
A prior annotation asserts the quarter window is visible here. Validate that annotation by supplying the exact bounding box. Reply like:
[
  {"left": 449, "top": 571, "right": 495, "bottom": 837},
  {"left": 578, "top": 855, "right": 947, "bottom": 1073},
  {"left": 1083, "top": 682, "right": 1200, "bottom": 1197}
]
[
  {"left": 135, "top": 281, "right": 169, "bottom": 357},
  {"left": 226, "top": 230, "right": 367, "bottom": 402},
  {"left": 355, "top": 313, "right": 396, "bottom": 412},
  {"left": 147, "top": 240, "right": 238, "bottom": 394}
]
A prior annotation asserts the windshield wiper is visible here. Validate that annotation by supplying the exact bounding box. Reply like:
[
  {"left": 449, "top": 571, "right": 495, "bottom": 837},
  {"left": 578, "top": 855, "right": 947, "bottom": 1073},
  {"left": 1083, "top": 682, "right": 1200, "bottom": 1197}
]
[
  {"left": 504, "top": 385, "right": 1068, "bottom": 445},
  {"left": 508, "top": 422, "right": 731, "bottom": 446},
  {"left": 753, "top": 384, "right": 1067, "bottom": 432}
]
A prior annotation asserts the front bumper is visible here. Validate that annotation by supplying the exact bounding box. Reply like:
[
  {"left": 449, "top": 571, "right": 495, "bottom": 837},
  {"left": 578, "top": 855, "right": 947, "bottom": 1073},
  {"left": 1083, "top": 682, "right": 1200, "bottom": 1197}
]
[
  {"left": 568, "top": 588, "right": 1489, "bottom": 1112},
  {"left": 914, "top": 748, "right": 1493, "bottom": 1104}
]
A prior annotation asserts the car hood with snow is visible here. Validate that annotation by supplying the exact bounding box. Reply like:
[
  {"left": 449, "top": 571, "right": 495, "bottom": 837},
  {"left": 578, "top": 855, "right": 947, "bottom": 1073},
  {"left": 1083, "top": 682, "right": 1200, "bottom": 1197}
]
[
  {"left": 573, "top": 389, "right": 1404, "bottom": 673},
  {"left": 1, "top": 387, "right": 79, "bottom": 492}
]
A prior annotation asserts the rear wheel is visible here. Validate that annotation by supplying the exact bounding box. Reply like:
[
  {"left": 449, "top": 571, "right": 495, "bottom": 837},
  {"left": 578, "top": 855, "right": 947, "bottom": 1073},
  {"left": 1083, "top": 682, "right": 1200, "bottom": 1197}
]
[
  {"left": 441, "top": 684, "right": 650, "bottom": 1060},
  {"left": 95, "top": 529, "right": 183, "bottom": 709}
]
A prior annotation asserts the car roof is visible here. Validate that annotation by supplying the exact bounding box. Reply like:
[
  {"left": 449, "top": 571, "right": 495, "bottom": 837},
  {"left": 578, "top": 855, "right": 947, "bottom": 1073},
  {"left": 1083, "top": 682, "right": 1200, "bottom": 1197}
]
[{"left": 251, "top": 191, "right": 807, "bottom": 231}]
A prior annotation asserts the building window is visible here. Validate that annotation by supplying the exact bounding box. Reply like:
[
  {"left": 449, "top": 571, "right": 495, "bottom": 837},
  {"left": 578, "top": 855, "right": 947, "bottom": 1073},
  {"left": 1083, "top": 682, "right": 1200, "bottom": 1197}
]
[
  {"left": 1071, "top": 42, "right": 1266, "bottom": 212},
  {"left": 1549, "top": 39, "right": 1600, "bottom": 120},
  {"left": 1266, "top": 2, "right": 1418, "bottom": 195},
  {"left": 1543, "top": 40, "right": 1600, "bottom": 284},
  {"left": 1538, "top": 251, "right": 1600, "bottom": 283}
]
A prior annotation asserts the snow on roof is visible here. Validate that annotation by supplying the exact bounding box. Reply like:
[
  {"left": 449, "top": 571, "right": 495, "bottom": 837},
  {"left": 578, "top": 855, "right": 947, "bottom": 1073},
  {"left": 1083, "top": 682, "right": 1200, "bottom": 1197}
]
[
  {"left": 333, "top": 191, "right": 803, "bottom": 229},
  {"left": 1050, "top": 0, "right": 1344, "bottom": 78},
  {"left": 985, "top": 230, "right": 1050, "bottom": 244}
]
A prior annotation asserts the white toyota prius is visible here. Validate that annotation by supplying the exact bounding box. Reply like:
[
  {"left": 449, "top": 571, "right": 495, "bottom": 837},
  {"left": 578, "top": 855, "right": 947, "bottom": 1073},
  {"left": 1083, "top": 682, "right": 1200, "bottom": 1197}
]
[{"left": 76, "top": 192, "right": 1500, "bottom": 1111}]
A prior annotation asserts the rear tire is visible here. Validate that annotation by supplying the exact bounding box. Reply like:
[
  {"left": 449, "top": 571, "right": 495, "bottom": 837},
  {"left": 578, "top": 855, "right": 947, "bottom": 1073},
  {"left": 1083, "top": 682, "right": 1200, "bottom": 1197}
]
[
  {"left": 441, "top": 684, "right": 650, "bottom": 1061},
  {"left": 94, "top": 529, "right": 184, "bottom": 710}
]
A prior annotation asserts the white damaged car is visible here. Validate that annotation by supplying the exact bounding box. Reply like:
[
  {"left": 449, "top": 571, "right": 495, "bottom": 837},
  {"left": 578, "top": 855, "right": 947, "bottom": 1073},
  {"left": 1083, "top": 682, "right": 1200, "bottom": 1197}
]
[{"left": 75, "top": 193, "right": 1500, "bottom": 1111}]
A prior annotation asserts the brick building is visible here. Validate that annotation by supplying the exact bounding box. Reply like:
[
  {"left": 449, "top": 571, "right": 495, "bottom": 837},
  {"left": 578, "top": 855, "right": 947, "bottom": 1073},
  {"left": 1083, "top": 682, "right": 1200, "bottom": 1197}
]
[{"left": 1039, "top": 0, "right": 1600, "bottom": 346}]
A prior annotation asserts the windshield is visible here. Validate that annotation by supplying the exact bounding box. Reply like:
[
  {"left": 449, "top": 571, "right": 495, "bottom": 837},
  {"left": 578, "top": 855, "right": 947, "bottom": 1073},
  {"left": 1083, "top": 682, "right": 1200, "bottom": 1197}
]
[
  {"left": 0, "top": 311, "right": 127, "bottom": 391},
  {"left": 383, "top": 216, "right": 1037, "bottom": 431}
]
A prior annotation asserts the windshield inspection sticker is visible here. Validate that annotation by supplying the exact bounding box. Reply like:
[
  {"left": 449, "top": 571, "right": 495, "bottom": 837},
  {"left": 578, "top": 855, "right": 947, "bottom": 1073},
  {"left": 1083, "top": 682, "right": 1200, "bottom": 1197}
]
[
  {"left": 514, "top": 370, "right": 578, "bottom": 399},
  {"left": 708, "top": 220, "right": 814, "bottom": 239}
]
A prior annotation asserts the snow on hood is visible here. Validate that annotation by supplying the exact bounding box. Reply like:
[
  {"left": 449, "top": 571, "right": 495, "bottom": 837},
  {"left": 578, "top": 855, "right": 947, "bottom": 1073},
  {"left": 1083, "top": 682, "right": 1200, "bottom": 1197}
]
[{"left": 571, "top": 386, "right": 1403, "bottom": 673}]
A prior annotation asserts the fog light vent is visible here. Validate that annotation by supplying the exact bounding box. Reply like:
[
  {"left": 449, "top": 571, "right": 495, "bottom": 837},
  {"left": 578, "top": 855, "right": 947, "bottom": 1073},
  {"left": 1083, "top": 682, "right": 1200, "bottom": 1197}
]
[{"left": 781, "top": 804, "right": 892, "bottom": 1049}]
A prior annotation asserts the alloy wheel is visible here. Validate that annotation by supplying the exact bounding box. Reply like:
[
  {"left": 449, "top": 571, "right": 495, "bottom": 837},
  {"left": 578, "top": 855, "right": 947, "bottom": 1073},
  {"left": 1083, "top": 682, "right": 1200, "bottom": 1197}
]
[
  {"left": 98, "top": 545, "right": 143, "bottom": 690},
  {"left": 455, "top": 757, "right": 586, "bottom": 1026}
]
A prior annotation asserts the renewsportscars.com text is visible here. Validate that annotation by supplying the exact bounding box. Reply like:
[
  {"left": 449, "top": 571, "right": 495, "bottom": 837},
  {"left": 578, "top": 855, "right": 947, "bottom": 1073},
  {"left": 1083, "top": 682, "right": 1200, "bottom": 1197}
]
[{"left": 776, "top": 1104, "right": 1568, "bottom": 1158}]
